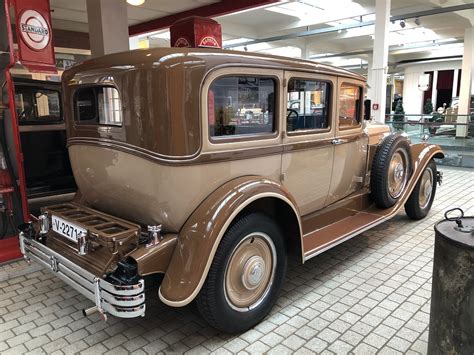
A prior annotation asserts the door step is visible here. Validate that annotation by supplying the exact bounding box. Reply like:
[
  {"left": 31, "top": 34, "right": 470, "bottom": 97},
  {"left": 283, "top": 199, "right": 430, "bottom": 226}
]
[{"left": 302, "top": 211, "right": 385, "bottom": 261}]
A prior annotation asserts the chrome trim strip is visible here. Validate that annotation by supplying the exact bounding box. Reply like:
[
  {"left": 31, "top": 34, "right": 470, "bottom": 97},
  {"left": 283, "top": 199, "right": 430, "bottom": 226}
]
[
  {"left": 21, "top": 235, "right": 145, "bottom": 319},
  {"left": 99, "top": 279, "right": 144, "bottom": 295}
]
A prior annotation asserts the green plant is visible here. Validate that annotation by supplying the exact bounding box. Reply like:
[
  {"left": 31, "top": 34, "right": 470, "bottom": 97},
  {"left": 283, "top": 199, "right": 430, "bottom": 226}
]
[{"left": 424, "top": 99, "right": 433, "bottom": 114}]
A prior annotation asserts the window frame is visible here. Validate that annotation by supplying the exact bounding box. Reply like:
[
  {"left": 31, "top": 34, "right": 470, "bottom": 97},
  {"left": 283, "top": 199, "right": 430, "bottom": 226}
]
[
  {"left": 338, "top": 82, "right": 363, "bottom": 131},
  {"left": 73, "top": 85, "right": 124, "bottom": 128},
  {"left": 15, "top": 86, "right": 63, "bottom": 125},
  {"left": 206, "top": 74, "right": 280, "bottom": 144},
  {"left": 286, "top": 77, "right": 332, "bottom": 137}
]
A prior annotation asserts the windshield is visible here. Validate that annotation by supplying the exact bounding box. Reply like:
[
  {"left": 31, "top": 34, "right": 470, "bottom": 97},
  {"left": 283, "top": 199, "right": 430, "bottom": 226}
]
[{"left": 15, "top": 86, "right": 61, "bottom": 123}]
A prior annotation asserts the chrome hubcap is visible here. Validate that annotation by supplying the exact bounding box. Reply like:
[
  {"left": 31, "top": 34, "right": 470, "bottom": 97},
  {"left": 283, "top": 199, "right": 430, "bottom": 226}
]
[
  {"left": 224, "top": 233, "right": 276, "bottom": 312},
  {"left": 419, "top": 168, "right": 434, "bottom": 209},
  {"left": 242, "top": 256, "right": 265, "bottom": 290},
  {"left": 388, "top": 149, "right": 409, "bottom": 199}
]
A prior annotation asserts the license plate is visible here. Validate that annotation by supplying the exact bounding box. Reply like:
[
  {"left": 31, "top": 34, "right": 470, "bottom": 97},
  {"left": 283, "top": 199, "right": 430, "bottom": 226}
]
[{"left": 51, "top": 215, "right": 86, "bottom": 243}]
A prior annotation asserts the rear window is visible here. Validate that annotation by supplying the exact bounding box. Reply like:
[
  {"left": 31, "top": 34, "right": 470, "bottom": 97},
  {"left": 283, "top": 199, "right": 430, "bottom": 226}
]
[
  {"left": 74, "top": 86, "right": 122, "bottom": 126},
  {"left": 15, "top": 87, "right": 61, "bottom": 124},
  {"left": 208, "top": 76, "right": 276, "bottom": 138}
]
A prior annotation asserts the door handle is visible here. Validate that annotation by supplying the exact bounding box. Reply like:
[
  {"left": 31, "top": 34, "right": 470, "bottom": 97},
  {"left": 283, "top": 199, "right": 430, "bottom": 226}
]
[{"left": 331, "top": 138, "right": 347, "bottom": 145}]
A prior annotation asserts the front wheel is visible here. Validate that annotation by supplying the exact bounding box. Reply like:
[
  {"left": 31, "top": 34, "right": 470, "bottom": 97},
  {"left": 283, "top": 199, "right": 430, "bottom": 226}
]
[
  {"left": 196, "top": 213, "right": 287, "bottom": 333},
  {"left": 404, "top": 160, "right": 437, "bottom": 220}
]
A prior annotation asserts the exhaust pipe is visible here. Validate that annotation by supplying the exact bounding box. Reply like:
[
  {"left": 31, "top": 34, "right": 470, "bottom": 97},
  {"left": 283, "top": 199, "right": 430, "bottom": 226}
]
[
  {"left": 82, "top": 306, "right": 98, "bottom": 317},
  {"left": 82, "top": 306, "right": 108, "bottom": 321}
]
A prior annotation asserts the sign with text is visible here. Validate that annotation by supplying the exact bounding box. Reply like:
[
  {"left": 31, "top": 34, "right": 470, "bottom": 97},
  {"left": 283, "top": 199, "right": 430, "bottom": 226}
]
[
  {"left": 170, "top": 16, "right": 222, "bottom": 49},
  {"left": 14, "top": 0, "right": 57, "bottom": 73}
]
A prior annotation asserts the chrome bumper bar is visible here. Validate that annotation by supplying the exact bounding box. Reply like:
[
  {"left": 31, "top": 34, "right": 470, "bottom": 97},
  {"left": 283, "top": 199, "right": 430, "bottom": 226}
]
[{"left": 19, "top": 232, "right": 145, "bottom": 319}]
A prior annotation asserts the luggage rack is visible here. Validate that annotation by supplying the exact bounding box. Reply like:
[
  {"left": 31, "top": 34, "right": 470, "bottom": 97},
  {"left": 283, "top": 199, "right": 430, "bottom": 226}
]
[{"left": 43, "top": 203, "right": 140, "bottom": 243}]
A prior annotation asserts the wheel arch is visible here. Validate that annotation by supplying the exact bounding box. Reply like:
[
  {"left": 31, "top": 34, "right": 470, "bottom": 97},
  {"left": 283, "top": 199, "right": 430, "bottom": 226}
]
[
  {"left": 158, "top": 176, "right": 302, "bottom": 307},
  {"left": 234, "top": 196, "right": 302, "bottom": 258}
]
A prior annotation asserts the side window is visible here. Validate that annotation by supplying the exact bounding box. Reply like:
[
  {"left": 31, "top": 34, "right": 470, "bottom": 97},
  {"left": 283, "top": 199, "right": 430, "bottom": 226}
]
[
  {"left": 75, "top": 86, "right": 122, "bottom": 126},
  {"left": 339, "top": 84, "right": 362, "bottom": 129},
  {"left": 287, "top": 79, "right": 330, "bottom": 132},
  {"left": 15, "top": 87, "right": 61, "bottom": 123},
  {"left": 208, "top": 76, "right": 276, "bottom": 138}
]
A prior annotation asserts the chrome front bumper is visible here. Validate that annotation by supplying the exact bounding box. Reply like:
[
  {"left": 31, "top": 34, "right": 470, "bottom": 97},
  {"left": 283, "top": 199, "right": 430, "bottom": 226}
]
[{"left": 19, "top": 232, "right": 145, "bottom": 319}]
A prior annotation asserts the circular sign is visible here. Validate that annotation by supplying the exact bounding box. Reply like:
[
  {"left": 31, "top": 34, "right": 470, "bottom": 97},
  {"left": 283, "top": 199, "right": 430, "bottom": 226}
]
[{"left": 19, "top": 9, "right": 50, "bottom": 50}]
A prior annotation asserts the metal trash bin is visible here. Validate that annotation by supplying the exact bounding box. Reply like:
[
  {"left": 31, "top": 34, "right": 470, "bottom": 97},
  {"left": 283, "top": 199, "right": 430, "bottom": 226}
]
[{"left": 428, "top": 208, "right": 474, "bottom": 355}]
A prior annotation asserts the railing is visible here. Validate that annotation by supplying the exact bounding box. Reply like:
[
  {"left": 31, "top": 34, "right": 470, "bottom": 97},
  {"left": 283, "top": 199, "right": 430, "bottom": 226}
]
[{"left": 383, "top": 114, "right": 474, "bottom": 168}]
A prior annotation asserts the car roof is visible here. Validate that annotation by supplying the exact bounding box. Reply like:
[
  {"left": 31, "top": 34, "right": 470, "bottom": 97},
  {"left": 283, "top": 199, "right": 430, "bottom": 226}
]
[{"left": 67, "top": 47, "right": 365, "bottom": 82}]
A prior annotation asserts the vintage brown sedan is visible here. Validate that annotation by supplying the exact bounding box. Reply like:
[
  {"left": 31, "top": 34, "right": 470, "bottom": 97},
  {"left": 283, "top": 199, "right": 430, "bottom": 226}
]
[{"left": 19, "top": 47, "right": 443, "bottom": 333}]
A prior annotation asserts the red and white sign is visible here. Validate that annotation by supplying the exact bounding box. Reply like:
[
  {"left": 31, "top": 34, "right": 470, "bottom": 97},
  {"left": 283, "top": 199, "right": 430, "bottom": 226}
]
[
  {"left": 19, "top": 9, "right": 50, "bottom": 50},
  {"left": 372, "top": 103, "right": 379, "bottom": 110},
  {"left": 199, "top": 36, "right": 220, "bottom": 48},
  {"left": 170, "top": 16, "right": 222, "bottom": 49},
  {"left": 14, "top": 0, "right": 57, "bottom": 73}
]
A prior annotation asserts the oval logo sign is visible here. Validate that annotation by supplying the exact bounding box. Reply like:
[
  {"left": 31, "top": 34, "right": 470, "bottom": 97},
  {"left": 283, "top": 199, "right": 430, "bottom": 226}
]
[{"left": 19, "top": 9, "right": 50, "bottom": 51}]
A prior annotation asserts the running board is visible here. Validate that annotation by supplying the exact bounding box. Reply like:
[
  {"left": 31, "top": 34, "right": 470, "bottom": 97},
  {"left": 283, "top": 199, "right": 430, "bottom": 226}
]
[{"left": 302, "top": 211, "right": 387, "bottom": 261}]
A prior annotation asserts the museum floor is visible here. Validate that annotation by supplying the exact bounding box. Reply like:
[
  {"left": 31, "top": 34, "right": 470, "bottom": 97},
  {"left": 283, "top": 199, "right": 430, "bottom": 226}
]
[{"left": 1, "top": 166, "right": 473, "bottom": 355}]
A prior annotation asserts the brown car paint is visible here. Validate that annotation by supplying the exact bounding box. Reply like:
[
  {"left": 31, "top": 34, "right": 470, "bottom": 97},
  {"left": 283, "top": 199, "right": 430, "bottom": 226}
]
[
  {"left": 159, "top": 176, "right": 301, "bottom": 307},
  {"left": 44, "top": 47, "right": 444, "bottom": 305}
]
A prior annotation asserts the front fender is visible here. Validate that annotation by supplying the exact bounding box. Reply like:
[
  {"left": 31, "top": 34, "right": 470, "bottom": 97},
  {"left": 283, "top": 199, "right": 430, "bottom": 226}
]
[{"left": 158, "top": 176, "right": 301, "bottom": 307}]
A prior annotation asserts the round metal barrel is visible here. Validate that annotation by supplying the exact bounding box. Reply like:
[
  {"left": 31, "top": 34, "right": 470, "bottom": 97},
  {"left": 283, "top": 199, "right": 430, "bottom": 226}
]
[{"left": 428, "top": 211, "right": 474, "bottom": 355}]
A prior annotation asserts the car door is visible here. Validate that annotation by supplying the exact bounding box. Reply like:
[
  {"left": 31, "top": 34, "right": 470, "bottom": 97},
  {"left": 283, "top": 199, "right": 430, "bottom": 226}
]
[
  {"left": 281, "top": 71, "right": 336, "bottom": 215},
  {"left": 325, "top": 78, "right": 368, "bottom": 205}
]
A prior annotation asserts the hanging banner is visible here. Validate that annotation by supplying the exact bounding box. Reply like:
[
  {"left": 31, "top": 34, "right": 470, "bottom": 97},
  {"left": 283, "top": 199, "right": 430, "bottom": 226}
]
[{"left": 14, "top": 0, "right": 57, "bottom": 73}]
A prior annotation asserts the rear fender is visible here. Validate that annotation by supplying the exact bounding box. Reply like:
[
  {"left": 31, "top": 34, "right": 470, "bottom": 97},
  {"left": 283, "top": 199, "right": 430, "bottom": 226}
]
[{"left": 158, "top": 176, "right": 301, "bottom": 307}]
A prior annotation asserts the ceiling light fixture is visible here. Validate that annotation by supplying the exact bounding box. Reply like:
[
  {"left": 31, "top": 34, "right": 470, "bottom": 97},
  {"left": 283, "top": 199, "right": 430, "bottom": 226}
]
[{"left": 127, "top": 0, "right": 145, "bottom": 6}]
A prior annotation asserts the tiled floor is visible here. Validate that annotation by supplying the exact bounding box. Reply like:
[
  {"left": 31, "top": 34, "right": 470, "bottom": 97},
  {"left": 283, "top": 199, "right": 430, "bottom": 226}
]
[{"left": 1, "top": 166, "right": 473, "bottom": 355}]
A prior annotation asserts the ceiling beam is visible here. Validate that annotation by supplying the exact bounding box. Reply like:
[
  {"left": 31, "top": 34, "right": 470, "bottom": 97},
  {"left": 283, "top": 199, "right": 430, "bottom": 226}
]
[
  {"left": 224, "top": 3, "right": 474, "bottom": 49},
  {"left": 129, "top": 0, "right": 280, "bottom": 36}
]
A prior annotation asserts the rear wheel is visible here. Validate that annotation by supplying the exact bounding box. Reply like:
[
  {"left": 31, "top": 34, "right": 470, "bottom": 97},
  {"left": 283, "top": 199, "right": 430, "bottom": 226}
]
[
  {"left": 405, "top": 159, "right": 437, "bottom": 220},
  {"left": 196, "top": 213, "right": 286, "bottom": 333}
]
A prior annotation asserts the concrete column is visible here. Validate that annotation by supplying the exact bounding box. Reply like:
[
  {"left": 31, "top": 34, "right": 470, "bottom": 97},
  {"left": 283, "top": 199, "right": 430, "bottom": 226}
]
[
  {"left": 431, "top": 70, "right": 438, "bottom": 110},
  {"left": 86, "top": 0, "right": 129, "bottom": 57},
  {"left": 452, "top": 69, "right": 459, "bottom": 98},
  {"left": 456, "top": 27, "right": 474, "bottom": 138},
  {"left": 129, "top": 36, "right": 140, "bottom": 50},
  {"left": 370, "top": 0, "right": 390, "bottom": 123},
  {"left": 366, "top": 57, "right": 373, "bottom": 98}
]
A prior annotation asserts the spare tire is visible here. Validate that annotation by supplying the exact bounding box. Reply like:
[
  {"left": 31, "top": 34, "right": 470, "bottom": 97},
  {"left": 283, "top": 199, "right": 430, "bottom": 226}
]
[{"left": 370, "top": 134, "right": 412, "bottom": 209}]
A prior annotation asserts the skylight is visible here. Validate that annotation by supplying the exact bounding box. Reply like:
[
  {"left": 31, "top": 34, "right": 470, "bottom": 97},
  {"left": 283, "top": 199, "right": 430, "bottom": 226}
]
[
  {"left": 222, "top": 38, "right": 253, "bottom": 47},
  {"left": 265, "top": 0, "right": 367, "bottom": 23}
]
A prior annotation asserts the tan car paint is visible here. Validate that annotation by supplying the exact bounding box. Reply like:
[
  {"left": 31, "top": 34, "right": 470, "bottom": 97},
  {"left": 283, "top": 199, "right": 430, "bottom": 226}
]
[
  {"left": 47, "top": 47, "right": 443, "bottom": 306},
  {"left": 302, "top": 143, "right": 444, "bottom": 260},
  {"left": 158, "top": 176, "right": 301, "bottom": 307},
  {"left": 326, "top": 78, "right": 367, "bottom": 205},
  {"left": 69, "top": 145, "right": 281, "bottom": 232}
]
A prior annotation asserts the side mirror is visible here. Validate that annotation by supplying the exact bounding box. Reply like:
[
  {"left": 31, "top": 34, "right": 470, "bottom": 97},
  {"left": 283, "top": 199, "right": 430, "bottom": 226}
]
[{"left": 364, "top": 99, "right": 371, "bottom": 120}]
